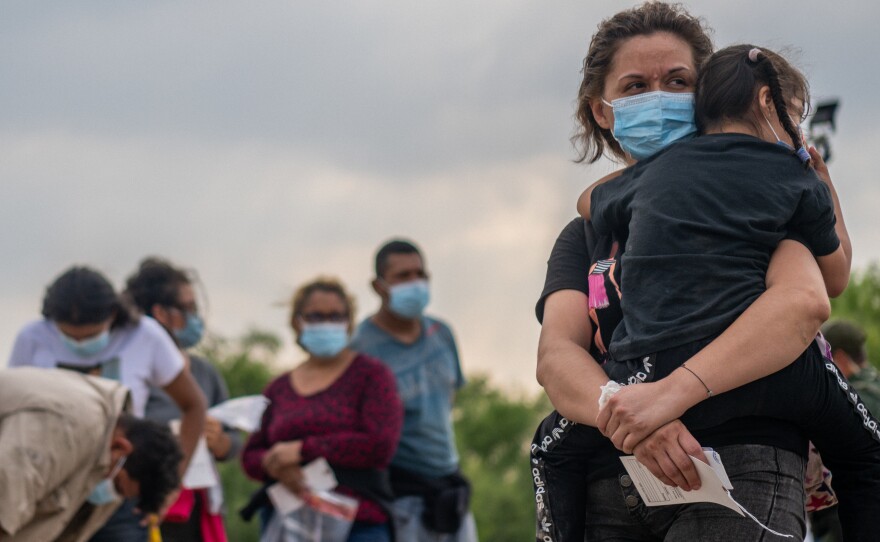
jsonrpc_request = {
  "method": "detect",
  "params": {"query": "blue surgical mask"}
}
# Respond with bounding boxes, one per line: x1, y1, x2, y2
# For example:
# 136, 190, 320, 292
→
87, 456, 126, 506
299, 322, 349, 358
387, 279, 430, 319
175, 313, 204, 349
61, 329, 111, 358
603, 91, 697, 160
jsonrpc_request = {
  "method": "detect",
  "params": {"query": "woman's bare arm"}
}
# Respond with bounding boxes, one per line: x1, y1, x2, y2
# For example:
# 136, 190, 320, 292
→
537, 288, 705, 489
536, 289, 606, 424
163, 369, 207, 475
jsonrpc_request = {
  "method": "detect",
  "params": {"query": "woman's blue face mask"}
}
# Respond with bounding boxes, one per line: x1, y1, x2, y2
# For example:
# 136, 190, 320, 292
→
299, 322, 349, 358
61, 329, 111, 358
174, 312, 204, 349
602, 91, 697, 161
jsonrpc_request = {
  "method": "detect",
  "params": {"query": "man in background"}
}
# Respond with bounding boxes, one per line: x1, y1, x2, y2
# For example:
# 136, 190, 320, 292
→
0, 367, 182, 542
823, 319, 880, 414
351, 239, 478, 541
810, 319, 878, 542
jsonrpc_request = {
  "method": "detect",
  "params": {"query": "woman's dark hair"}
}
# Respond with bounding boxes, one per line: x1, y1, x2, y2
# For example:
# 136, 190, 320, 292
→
41, 266, 134, 328
124, 257, 192, 315
695, 44, 810, 165
116, 414, 183, 514
289, 276, 356, 332
574, 2, 714, 163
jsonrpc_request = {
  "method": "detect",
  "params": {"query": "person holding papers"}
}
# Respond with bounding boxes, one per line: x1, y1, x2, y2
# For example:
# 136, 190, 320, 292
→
242, 277, 403, 542
126, 257, 240, 542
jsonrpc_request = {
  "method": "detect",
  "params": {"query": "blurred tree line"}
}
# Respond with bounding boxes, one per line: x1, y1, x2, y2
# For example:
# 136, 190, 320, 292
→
197, 329, 551, 542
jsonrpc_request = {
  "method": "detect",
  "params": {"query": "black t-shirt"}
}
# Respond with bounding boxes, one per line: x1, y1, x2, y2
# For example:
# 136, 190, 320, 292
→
536, 218, 590, 323
591, 133, 839, 361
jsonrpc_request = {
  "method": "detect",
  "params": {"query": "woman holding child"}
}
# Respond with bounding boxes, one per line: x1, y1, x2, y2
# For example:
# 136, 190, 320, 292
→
533, 3, 880, 541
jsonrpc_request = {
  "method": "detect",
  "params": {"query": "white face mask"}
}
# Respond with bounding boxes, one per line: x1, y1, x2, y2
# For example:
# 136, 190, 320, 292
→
87, 456, 126, 506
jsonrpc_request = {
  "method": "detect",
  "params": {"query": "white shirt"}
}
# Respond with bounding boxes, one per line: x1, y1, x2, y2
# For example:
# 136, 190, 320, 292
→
8, 317, 184, 416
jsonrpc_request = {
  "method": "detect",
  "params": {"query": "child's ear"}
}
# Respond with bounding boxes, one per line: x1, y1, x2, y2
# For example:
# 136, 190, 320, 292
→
757, 85, 774, 115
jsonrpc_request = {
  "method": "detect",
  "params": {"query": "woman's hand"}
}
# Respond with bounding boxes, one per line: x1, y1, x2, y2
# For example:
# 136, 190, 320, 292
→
204, 416, 231, 459
262, 440, 303, 479
632, 420, 704, 491
597, 380, 689, 453
276, 465, 307, 496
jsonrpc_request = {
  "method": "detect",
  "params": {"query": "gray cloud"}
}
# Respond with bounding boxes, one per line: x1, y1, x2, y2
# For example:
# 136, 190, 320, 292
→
2, 1, 878, 391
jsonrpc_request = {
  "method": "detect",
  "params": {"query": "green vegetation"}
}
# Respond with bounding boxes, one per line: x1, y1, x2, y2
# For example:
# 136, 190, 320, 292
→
199, 330, 277, 542
829, 264, 880, 366
200, 330, 551, 542
453, 377, 551, 541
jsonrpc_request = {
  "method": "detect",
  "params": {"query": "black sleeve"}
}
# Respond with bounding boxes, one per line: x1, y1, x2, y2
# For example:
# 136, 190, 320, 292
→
789, 179, 840, 257
535, 218, 593, 324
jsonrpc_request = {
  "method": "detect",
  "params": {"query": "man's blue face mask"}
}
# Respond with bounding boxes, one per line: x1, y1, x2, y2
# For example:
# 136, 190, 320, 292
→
602, 91, 697, 161
387, 279, 430, 319
87, 456, 126, 506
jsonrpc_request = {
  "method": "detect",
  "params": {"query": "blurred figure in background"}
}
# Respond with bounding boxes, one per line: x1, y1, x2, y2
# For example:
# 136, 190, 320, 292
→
350, 239, 478, 542
7, 265, 206, 542
810, 319, 878, 542
242, 276, 402, 542
0, 367, 181, 542
125, 257, 240, 542
822, 319, 879, 414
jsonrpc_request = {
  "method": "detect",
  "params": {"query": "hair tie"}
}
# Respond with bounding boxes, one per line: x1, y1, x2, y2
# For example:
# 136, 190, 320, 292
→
795, 146, 811, 164
748, 48, 762, 63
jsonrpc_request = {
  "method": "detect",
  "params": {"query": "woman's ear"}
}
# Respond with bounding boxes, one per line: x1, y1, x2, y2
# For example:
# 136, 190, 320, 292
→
150, 303, 171, 326
590, 98, 613, 131
291, 316, 303, 336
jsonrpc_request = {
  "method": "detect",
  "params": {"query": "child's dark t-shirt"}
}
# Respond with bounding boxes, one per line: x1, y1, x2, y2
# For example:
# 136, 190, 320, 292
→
591, 133, 839, 361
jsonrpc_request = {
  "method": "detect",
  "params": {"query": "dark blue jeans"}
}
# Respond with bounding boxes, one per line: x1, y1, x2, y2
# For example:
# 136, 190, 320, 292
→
88, 499, 147, 542
347, 521, 392, 542
584, 445, 805, 541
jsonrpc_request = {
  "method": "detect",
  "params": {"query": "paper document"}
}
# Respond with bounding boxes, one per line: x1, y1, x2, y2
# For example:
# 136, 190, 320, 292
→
619, 450, 743, 515
620, 449, 797, 538
267, 457, 339, 515
169, 420, 220, 489
207, 395, 270, 433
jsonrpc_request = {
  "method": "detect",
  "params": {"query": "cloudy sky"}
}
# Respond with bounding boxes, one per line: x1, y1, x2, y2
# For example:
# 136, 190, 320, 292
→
3, 1, 879, 393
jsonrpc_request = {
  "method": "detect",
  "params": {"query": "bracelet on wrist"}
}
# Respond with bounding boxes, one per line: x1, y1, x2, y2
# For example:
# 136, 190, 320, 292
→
681, 363, 713, 398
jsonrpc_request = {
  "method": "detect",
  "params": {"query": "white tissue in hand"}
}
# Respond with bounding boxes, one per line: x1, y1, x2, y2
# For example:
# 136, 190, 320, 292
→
598, 380, 622, 409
